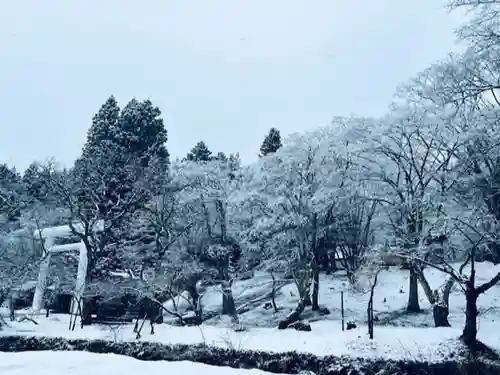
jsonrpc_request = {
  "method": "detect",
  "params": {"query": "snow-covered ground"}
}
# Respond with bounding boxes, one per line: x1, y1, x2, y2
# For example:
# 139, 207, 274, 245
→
0, 351, 284, 375
1, 262, 500, 362
176, 261, 500, 330
2, 313, 497, 361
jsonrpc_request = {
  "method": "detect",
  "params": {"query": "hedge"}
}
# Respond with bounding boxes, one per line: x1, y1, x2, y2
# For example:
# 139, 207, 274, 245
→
0, 335, 499, 375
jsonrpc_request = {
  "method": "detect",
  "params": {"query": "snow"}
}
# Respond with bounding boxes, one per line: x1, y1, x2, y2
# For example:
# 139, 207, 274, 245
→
163, 290, 193, 314
2, 262, 500, 362
0, 351, 282, 375
1, 314, 495, 362
168, 262, 500, 331
35, 221, 104, 239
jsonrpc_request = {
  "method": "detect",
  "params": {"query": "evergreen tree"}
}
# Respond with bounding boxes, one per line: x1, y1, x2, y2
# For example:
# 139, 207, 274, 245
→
71, 136, 135, 276
83, 95, 120, 156
79, 97, 170, 209
66, 96, 170, 277
227, 153, 241, 180
0, 164, 24, 225
82, 96, 169, 169
259, 127, 282, 156
186, 141, 213, 162
77, 96, 124, 219
215, 152, 228, 162
117, 98, 170, 195
118, 98, 169, 168
22, 162, 45, 202
22, 161, 56, 204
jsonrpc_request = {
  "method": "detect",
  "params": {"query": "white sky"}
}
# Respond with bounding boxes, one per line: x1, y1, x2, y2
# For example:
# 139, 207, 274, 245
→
0, 0, 465, 171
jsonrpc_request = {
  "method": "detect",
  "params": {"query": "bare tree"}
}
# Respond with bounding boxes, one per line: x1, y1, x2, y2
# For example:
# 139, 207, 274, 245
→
449, 0, 500, 56
277, 260, 312, 330
236, 126, 365, 330
406, 216, 500, 347
335, 194, 378, 284
392, 2, 500, 330
175, 159, 243, 322
0, 221, 49, 326
125, 176, 194, 280
361, 109, 460, 313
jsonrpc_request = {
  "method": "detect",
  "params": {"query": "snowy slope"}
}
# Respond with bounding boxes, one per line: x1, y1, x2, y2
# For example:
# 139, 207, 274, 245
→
181, 261, 500, 329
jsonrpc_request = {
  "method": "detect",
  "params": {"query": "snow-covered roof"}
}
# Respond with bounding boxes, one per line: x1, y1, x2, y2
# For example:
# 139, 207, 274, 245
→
34, 220, 104, 238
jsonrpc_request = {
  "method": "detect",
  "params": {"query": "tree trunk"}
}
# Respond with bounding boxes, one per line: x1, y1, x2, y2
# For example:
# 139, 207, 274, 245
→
433, 276, 454, 328
302, 274, 312, 306
303, 291, 312, 306
367, 272, 379, 339
270, 272, 278, 312
433, 304, 450, 327
8, 292, 15, 321
311, 266, 319, 311
81, 298, 93, 326
221, 280, 237, 317
187, 285, 203, 324
407, 266, 421, 313
415, 264, 451, 327
319, 246, 330, 273
310, 213, 319, 311
347, 270, 357, 285
461, 287, 479, 346
200, 194, 212, 237
415, 264, 433, 303
221, 292, 235, 315
278, 300, 305, 330
330, 249, 337, 272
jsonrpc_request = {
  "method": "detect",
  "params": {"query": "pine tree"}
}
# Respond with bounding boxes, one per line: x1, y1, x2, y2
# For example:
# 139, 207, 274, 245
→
259, 127, 282, 156
186, 141, 213, 162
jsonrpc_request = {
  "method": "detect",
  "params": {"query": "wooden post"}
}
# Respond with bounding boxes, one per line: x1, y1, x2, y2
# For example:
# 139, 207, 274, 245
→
68, 299, 73, 330
71, 298, 82, 331
341, 291, 345, 331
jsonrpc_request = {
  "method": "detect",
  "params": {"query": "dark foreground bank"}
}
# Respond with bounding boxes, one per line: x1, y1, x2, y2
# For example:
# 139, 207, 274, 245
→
0, 335, 498, 375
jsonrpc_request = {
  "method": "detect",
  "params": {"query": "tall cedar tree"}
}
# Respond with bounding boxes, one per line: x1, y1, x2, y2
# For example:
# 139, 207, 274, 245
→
260, 127, 282, 156
70, 96, 169, 277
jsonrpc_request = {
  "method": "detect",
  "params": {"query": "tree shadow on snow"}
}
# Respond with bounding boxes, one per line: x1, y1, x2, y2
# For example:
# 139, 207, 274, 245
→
374, 307, 432, 327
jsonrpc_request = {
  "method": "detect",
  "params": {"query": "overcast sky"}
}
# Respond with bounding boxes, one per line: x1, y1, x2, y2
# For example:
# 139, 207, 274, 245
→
0, 0, 465, 172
